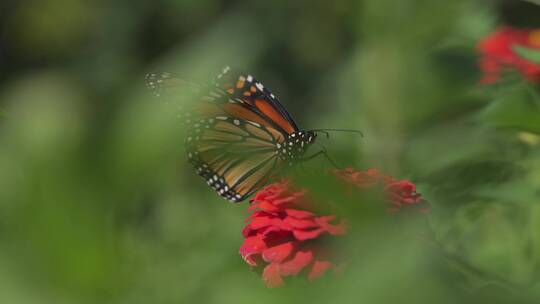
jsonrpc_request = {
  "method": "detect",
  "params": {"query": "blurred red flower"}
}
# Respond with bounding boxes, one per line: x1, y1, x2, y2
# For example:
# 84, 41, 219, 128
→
334, 168, 429, 213
239, 168, 428, 288
478, 26, 540, 84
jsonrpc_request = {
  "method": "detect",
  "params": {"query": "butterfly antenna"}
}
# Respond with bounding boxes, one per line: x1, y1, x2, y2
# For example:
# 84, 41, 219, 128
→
311, 128, 364, 138
315, 130, 330, 139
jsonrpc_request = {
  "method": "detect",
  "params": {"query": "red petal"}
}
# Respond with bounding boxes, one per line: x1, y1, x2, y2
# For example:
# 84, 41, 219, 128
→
249, 215, 277, 230
239, 235, 267, 266
251, 216, 294, 232
258, 201, 281, 213
260, 225, 282, 237
284, 209, 316, 219
263, 263, 284, 288
280, 250, 314, 276
283, 217, 319, 229
315, 217, 347, 235
242, 224, 254, 237
272, 195, 299, 206
308, 260, 333, 281
317, 215, 336, 222
293, 228, 325, 241
246, 210, 264, 221
248, 202, 260, 211
262, 242, 294, 263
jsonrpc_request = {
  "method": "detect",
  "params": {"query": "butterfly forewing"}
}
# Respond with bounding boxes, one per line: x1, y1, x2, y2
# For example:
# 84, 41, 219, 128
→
213, 67, 299, 134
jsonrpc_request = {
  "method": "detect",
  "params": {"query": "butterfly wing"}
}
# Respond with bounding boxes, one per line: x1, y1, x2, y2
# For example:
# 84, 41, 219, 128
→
146, 72, 199, 97
146, 68, 298, 202
186, 115, 284, 202
212, 67, 299, 135
146, 67, 299, 136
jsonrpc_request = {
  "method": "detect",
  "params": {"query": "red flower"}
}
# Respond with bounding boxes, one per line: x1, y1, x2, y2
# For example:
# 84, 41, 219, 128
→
478, 26, 540, 84
239, 168, 428, 288
334, 168, 429, 213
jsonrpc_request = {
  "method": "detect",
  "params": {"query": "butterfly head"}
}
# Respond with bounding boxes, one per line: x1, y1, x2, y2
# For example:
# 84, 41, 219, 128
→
279, 131, 317, 165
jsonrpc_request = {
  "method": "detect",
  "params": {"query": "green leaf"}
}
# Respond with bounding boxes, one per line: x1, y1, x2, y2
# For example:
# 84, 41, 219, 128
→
479, 85, 540, 133
513, 45, 540, 64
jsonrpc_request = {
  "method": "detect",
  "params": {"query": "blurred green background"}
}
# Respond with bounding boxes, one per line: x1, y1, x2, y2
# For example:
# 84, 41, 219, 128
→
2, 0, 540, 303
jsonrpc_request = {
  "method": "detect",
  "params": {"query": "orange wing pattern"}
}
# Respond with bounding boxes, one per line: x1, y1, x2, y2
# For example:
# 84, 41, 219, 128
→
185, 115, 283, 202
213, 67, 299, 135
147, 67, 314, 203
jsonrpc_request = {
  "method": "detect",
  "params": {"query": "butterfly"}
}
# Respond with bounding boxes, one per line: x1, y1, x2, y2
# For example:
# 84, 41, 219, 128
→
146, 67, 351, 202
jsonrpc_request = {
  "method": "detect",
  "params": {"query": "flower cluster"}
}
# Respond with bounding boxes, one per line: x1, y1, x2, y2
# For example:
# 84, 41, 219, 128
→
478, 26, 540, 84
334, 168, 429, 213
239, 168, 428, 288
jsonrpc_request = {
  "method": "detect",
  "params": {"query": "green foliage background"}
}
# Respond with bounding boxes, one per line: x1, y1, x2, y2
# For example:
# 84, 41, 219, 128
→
1, 0, 540, 303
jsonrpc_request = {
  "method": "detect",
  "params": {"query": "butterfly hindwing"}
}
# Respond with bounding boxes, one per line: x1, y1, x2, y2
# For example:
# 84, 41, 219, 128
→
185, 115, 282, 202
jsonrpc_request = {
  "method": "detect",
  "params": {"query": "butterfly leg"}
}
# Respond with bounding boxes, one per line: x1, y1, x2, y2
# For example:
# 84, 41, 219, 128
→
302, 148, 340, 169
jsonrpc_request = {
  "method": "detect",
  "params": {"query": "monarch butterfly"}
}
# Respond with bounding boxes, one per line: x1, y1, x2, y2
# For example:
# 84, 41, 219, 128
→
146, 67, 358, 202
